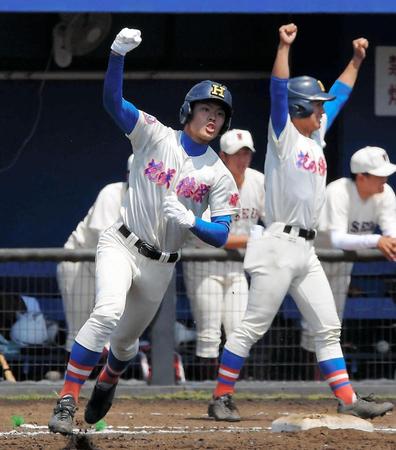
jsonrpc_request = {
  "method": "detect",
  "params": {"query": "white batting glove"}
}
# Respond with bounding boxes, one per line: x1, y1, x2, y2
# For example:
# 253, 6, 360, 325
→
111, 28, 142, 56
163, 193, 196, 229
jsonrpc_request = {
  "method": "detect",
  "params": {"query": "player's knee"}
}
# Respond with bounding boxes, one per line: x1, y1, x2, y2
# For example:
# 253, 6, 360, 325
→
111, 338, 139, 361
196, 339, 220, 358
89, 302, 123, 332
314, 325, 341, 346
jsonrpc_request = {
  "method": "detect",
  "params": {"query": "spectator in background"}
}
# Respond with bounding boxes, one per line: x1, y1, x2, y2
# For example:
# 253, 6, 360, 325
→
183, 129, 265, 379
57, 155, 133, 353
301, 146, 396, 353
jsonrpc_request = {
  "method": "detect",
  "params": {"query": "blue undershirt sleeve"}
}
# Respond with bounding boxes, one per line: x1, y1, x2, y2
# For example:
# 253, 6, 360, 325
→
270, 76, 289, 139
190, 215, 231, 248
324, 80, 352, 131
103, 53, 139, 134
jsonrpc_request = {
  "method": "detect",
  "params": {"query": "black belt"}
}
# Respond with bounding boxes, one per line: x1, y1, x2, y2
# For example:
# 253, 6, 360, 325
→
118, 225, 179, 263
283, 225, 316, 241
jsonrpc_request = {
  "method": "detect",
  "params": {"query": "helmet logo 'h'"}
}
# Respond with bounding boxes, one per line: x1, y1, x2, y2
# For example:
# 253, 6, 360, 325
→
317, 80, 325, 92
210, 84, 226, 98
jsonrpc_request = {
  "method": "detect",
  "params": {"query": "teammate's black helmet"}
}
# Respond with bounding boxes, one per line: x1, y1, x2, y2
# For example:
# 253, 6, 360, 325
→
288, 76, 336, 118
179, 80, 232, 135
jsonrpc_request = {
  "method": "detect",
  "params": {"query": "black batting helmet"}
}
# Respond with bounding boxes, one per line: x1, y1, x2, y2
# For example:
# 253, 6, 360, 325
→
179, 80, 232, 135
288, 76, 336, 118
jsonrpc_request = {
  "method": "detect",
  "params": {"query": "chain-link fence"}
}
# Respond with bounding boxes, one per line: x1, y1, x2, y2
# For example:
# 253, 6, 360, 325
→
0, 248, 395, 383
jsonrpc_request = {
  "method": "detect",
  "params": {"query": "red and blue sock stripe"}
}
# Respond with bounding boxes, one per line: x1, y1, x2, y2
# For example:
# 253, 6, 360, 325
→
214, 348, 245, 397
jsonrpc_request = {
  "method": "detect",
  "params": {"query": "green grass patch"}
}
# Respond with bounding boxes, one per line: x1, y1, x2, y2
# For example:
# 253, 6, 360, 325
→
1, 391, 395, 402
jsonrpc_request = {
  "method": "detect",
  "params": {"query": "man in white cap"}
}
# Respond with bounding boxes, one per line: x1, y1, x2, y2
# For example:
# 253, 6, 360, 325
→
301, 146, 396, 353
183, 129, 265, 379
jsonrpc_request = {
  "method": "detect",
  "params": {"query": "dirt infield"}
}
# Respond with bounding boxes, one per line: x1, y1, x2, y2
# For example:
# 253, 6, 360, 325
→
0, 397, 394, 450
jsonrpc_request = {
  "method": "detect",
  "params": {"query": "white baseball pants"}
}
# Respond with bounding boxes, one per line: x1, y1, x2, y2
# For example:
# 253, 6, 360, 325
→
183, 261, 248, 358
301, 261, 353, 352
75, 224, 175, 361
225, 223, 343, 363
57, 261, 96, 352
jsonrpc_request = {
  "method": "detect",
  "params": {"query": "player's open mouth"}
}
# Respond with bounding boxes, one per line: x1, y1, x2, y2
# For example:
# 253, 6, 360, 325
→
206, 123, 216, 133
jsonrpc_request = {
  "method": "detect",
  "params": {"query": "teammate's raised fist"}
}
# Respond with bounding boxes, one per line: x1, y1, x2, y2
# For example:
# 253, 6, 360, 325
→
352, 37, 369, 61
279, 23, 297, 46
111, 28, 142, 56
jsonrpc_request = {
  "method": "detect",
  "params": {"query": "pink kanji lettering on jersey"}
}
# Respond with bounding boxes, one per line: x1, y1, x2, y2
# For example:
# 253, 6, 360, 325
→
144, 159, 164, 181
157, 169, 177, 189
143, 112, 157, 124
296, 151, 326, 177
176, 177, 197, 198
318, 156, 327, 176
229, 193, 239, 207
193, 183, 210, 203
176, 177, 210, 203
144, 159, 176, 188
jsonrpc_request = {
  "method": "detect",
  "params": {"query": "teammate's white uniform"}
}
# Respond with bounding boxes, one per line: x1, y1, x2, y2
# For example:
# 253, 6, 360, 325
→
75, 111, 240, 359
183, 167, 265, 358
58, 182, 127, 352
227, 115, 343, 363
301, 178, 396, 351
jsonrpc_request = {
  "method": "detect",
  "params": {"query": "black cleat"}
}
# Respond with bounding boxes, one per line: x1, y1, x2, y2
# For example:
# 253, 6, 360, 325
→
338, 394, 394, 419
84, 383, 117, 424
208, 394, 241, 422
48, 396, 76, 435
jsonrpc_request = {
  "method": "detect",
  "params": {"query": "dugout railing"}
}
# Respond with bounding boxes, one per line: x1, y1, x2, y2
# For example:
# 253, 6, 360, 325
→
0, 248, 395, 383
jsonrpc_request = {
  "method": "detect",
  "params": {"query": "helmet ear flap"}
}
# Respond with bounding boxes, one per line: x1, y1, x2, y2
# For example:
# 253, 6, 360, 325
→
179, 101, 192, 125
289, 99, 314, 119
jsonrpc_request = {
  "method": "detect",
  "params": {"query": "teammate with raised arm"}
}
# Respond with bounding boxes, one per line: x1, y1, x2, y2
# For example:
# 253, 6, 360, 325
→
183, 129, 265, 379
302, 146, 396, 352
48, 28, 240, 435
208, 23, 393, 421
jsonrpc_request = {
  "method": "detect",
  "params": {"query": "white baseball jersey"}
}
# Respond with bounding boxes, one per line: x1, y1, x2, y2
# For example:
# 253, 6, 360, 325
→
319, 177, 396, 237
265, 115, 327, 229
186, 167, 265, 249
123, 110, 240, 252
65, 182, 127, 249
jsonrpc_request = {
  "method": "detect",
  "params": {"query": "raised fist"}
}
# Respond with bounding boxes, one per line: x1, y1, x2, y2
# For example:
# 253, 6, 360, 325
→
352, 37, 369, 61
111, 28, 142, 56
279, 23, 298, 46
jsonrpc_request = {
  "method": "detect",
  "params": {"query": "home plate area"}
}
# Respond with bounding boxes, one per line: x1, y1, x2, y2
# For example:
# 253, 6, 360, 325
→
0, 398, 394, 450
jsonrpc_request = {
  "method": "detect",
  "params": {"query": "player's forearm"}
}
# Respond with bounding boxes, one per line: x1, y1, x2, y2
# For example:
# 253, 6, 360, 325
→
270, 76, 289, 138
330, 230, 381, 250
103, 53, 138, 134
271, 43, 291, 80
190, 217, 231, 248
224, 234, 248, 249
324, 80, 352, 130
336, 56, 364, 88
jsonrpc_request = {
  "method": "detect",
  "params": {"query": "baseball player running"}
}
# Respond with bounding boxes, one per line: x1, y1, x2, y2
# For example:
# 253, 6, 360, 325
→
48, 28, 240, 435
183, 129, 265, 379
208, 23, 394, 422
301, 146, 396, 352
57, 155, 132, 354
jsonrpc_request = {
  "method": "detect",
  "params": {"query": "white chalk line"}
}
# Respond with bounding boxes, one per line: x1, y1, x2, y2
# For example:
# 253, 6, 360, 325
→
0, 424, 395, 437
0, 424, 268, 437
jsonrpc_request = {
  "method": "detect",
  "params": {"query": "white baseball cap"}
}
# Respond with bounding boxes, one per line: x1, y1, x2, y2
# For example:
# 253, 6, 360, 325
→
220, 129, 255, 155
350, 146, 396, 177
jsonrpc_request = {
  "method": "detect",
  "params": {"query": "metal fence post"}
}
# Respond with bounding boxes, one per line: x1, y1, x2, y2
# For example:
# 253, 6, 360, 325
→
150, 269, 176, 385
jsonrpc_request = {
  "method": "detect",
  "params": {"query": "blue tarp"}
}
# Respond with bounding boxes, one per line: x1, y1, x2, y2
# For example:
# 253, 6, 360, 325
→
1, 0, 396, 13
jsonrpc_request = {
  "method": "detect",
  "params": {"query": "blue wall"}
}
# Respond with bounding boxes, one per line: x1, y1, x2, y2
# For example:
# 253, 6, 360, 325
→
1, 13, 396, 248
0, 79, 268, 247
